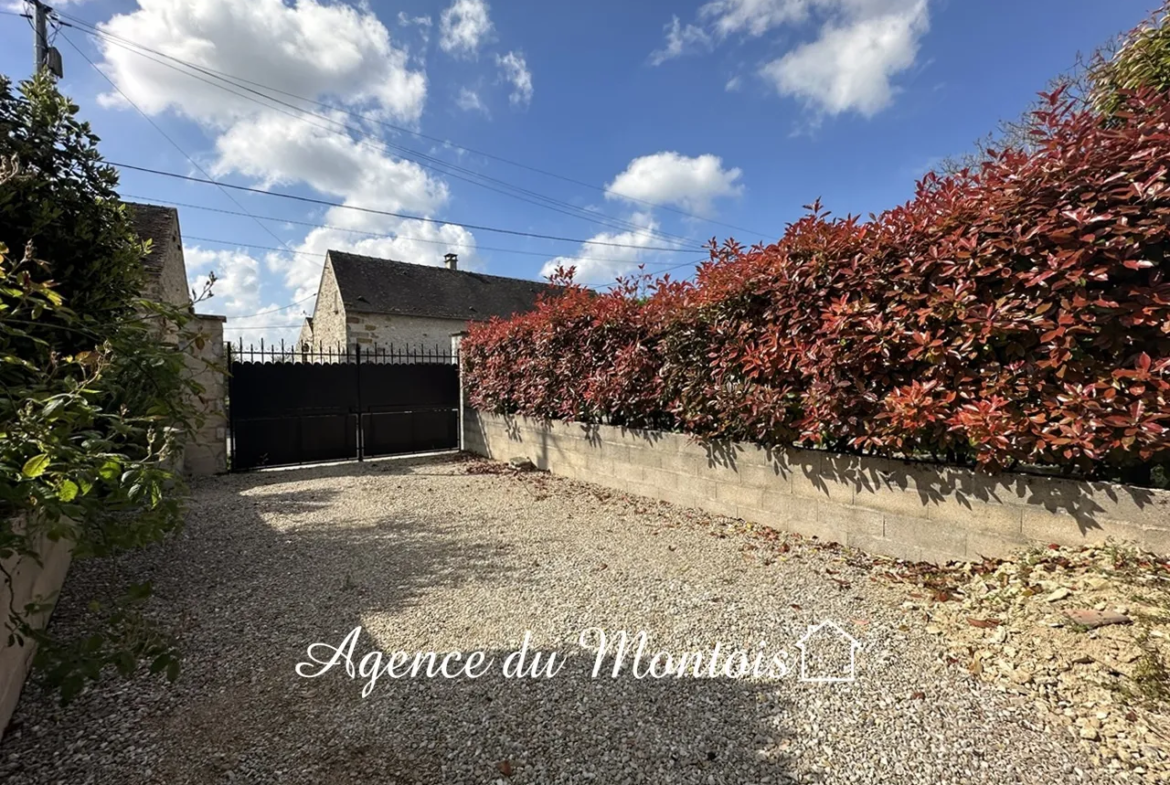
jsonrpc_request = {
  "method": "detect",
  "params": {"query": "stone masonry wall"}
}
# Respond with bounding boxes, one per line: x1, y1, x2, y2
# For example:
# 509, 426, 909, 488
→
307, 261, 348, 352
346, 312, 467, 355
297, 319, 314, 352
184, 315, 227, 475
464, 411, 1170, 563
307, 258, 465, 356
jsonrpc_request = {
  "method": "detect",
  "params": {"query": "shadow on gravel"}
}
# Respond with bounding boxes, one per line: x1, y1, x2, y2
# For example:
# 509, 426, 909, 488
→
3, 457, 798, 785
267, 647, 797, 785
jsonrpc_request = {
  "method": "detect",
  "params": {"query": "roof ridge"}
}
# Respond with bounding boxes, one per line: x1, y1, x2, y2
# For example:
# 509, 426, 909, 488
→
326, 248, 559, 322
326, 249, 554, 287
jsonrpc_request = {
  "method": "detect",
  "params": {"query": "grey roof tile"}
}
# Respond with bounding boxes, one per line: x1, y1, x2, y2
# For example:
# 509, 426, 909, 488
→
328, 250, 559, 321
125, 202, 179, 270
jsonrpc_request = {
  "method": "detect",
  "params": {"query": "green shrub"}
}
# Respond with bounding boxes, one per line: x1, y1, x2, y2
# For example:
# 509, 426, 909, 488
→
1, 74, 204, 701
1091, 4, 1170, 119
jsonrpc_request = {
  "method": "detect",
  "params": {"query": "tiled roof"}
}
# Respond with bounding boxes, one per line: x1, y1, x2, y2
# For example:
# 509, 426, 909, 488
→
125, 202, 179, 269
328, 250, 559, 321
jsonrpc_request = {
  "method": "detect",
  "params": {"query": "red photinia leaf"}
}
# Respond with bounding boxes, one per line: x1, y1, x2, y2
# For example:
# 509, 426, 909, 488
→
462, 88, 1170, 477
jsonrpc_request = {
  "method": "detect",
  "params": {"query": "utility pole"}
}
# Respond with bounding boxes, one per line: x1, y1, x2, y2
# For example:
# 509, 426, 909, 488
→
32, 0, 48, 72
29, 1, 62, 78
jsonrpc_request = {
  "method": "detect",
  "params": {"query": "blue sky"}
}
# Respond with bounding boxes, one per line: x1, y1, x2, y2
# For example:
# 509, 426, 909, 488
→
0, 0, 1157, 345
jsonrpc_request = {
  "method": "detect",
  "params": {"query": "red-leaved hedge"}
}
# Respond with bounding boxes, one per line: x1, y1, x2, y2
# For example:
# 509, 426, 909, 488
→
462, 91, 1170, 481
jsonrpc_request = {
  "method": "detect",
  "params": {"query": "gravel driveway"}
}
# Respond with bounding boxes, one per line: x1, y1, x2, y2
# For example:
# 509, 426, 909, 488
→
1, 455, 1117, 784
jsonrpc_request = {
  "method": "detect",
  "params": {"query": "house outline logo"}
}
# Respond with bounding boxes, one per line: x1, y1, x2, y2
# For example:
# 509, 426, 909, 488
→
795, 620, 861, 683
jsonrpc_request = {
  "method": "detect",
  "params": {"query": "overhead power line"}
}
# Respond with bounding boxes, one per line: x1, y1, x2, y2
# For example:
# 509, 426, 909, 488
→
221, 254, 707, 329
211, 253, 706, 331
108, 162, 702, 252
60, 17, 706, 249
183, 235, 321, 258
137, 197, 703, 266
184, 233, 703, 320
58, 10, 766, 239
230, 296, 316, 319
60, 33, 302, 261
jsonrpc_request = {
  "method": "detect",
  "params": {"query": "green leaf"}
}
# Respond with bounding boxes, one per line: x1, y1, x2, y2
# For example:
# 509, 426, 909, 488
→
97, 459, 120, 481
58, 479, 79, 502
43, 397, 66, 419
22, 453, 50, 478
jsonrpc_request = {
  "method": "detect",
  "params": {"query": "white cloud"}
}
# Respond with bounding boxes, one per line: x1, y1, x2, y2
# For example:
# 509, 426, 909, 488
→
540, 152, 717, 282
700, 0, 811, 37
605, 152, 743, 215
398, 12, 432, 28
266, 219, 479, 327
186, 245, 307, 347
187, 247, 262, 315
210, 112, 449, 216
97, 0, 427, 125
99, 0, 485, 345
495, 51, 533, 107
3, 0, 86, 8
539, 213, 667, 284
439, 0, 494, 58
210, 115, 467, 304
397, 11, 433, 48
655, 0, 932, 118
649, 16, 712, 65
725, 75, 743, 91
760, 0, 928, 116
455, 87, 489, 115
287, 220, 479, 293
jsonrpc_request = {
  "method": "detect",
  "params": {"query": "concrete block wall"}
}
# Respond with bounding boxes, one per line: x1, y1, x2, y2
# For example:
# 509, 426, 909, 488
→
464, 412, 1170, 562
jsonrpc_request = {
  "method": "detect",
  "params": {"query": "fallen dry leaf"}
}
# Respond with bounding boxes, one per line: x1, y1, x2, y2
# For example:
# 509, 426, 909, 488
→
966, 617, 1002, 629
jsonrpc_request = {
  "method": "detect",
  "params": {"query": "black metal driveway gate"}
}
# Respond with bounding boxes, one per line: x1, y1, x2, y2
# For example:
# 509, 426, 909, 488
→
227, 343, 459, 471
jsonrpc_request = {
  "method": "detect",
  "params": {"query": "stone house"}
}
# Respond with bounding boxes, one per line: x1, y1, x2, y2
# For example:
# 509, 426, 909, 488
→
299, 250, 559, 356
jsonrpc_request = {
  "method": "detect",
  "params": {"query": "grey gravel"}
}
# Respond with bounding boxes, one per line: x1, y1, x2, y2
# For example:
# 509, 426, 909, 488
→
0, 455, 1118, 784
